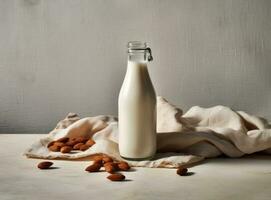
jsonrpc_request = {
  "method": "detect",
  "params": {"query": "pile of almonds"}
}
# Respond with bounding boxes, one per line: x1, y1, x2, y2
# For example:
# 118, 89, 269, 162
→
47, 136, 95, 153
44, 136, 130, 181
85, 155, 130, 181
37, 155, 130, 181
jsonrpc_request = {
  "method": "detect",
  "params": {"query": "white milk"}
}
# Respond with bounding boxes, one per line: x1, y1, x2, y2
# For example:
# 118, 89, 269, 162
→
118, 60, 157, 160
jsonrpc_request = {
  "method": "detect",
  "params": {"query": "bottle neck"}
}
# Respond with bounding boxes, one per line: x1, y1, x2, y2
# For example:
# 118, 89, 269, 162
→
127, 41, 153, 63
128, 52, 148, 63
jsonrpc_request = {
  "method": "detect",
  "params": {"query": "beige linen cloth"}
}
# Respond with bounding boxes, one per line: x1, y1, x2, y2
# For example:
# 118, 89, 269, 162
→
25, 96, 271, 168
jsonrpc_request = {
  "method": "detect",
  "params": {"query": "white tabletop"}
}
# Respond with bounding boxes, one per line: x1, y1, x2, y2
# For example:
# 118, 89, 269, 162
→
0, 134, 270, 200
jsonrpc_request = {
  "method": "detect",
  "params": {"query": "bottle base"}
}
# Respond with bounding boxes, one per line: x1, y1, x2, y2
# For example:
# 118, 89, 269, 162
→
120, 155, 154, 161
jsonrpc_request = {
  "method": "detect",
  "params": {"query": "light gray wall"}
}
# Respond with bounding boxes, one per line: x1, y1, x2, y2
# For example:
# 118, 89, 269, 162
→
1, 0, 271, 133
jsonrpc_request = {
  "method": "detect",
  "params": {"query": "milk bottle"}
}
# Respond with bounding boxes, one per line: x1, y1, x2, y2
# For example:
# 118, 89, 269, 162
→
118, 41, 156, 160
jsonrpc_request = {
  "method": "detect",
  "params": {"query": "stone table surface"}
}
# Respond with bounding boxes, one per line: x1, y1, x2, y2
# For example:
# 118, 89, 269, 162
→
0, 134, 270, 200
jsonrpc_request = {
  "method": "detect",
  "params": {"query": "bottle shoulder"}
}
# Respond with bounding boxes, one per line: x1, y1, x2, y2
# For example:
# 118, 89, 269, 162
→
119, 62, 156, 100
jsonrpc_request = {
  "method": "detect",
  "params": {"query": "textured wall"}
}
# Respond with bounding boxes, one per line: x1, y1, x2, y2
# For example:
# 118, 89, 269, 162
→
0, 0, 271, 133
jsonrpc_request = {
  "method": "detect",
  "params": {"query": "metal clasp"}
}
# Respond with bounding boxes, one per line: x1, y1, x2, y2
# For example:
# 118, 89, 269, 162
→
146, 47, 153, 62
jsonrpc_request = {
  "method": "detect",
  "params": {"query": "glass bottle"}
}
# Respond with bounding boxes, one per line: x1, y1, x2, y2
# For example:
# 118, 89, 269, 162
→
118, 41, 156, 160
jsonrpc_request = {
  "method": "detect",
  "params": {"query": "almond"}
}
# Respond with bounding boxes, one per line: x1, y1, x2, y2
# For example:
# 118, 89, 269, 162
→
103, 162, 118, 168
65, 140, 77, 146
118, 161, 130, 171
104, 163, 117, 173
102, 156, 113, 163
37, 161, 53, 169
49, 145, 61, 152
56, 137, 69, 143
60, 146, 72, 153
93, 160, 103, 165
93, 155, 104, 162
107, 173, 125, 181
74, 136, 89, 143
73, 142, 84, 150
176, 167, 188, 176
79, 144, 90, 151
85, 163, 102, 172
53, 142, 65, 148
47, 141, 55, 148
85, 139, 95, 147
